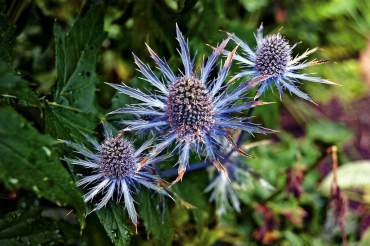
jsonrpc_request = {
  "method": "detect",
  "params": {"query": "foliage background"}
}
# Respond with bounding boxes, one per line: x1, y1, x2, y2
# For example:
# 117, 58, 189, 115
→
1, 0, 370, 245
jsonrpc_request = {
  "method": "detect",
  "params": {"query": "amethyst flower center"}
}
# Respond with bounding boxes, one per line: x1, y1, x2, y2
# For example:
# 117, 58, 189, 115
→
99, 137, 137, 179
167, 76, 214, 142
255, 34, 291, 77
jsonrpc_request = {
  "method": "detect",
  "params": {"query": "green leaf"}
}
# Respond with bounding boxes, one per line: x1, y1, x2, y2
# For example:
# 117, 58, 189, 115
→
44, 104, 97, 141
96, 204, 132, 246
0, 106, 85, 222
45, 4, 106, 141
0, 60, 39, 106
0, 14, 15, 63
307, 120, 353, 145
319, 160, 370, 201
138, 190, 173, 245
0, 15, 38, 107
174, 171, 210, 231
0, 208, 73, 246
53, 4, 105, 113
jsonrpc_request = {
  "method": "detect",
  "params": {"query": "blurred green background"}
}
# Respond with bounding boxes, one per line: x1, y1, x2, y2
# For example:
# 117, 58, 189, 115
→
1, 0, 370, 245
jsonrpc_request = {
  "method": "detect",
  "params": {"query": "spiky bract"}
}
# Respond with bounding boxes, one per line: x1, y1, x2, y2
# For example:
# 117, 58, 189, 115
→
227, 24, 336, 102
108, 25, 270, 183
65, 129, 168, 225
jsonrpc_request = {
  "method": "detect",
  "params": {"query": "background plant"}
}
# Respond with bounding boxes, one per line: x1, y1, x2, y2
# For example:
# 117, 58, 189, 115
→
1, 0, 370, 245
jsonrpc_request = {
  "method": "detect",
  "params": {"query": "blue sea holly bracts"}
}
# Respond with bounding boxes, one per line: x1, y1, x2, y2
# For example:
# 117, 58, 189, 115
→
108, 25, 271, 183
64, 131, 168, 225
226, 24, 337, 102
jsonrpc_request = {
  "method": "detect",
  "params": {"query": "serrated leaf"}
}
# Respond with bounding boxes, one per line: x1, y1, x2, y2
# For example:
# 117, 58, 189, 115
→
46, 4, 106, 141
0, 60, 39, 105
0, 106, 85, 222
0, 208, 69, 246
96, 204, 132, 246
138, 190, 173, 245
319, 160, 370, 203
0, 14, 15, 63
174, 171, 210, 230
53, 4, 105, 113
44, 104, 97, 142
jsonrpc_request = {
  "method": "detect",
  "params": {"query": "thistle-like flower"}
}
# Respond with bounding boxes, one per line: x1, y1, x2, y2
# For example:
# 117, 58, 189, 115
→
226, 24, 337, 101
108, 25, 270, 183
65, 129, 168, 225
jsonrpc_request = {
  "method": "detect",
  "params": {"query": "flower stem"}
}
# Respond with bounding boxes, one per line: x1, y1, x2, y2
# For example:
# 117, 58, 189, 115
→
159, 161, 211, 178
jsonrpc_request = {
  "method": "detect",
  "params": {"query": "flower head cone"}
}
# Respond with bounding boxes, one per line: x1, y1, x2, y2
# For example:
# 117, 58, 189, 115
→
226, 24, 337, 102
64, 129, 168, 225
108, 24, 271, 183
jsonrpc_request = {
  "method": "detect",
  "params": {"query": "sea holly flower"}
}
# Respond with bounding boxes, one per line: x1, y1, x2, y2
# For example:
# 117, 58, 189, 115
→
226, 24, 337, 102
108, 24, 271, 183
64, 129, 168, 226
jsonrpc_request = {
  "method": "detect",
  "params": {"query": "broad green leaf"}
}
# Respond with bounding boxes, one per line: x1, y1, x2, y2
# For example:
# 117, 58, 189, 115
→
96, 204, 132, 246
138, 190, 173, 245
0, 106, 85, 222
0, 14, 15, 63
0, 208, 74, 246
319, 160, 370, 202
0, 14, 38, 106
0, 60, 39, 106
44, 104, 97, 141
175, 171, 210, 231
53, 4, 105, 113
307, 120, 353, 145
46, 4, 105, 141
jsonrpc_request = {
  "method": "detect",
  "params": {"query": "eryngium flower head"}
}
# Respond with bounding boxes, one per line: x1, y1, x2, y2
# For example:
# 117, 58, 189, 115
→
255, 34, 290, 77
65, 130, 168, 225
108, 24, 271, 183
226, 24, 337, 102
167, 76, 215, 141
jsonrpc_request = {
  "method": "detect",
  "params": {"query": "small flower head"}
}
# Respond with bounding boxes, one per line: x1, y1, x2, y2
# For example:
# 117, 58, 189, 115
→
99, 137, 136, 178
108, 24, 271, 183
65, 130, 168, 225
255, 34, 290, 77
227, 24, 337, 102
167, 76, 214, 142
